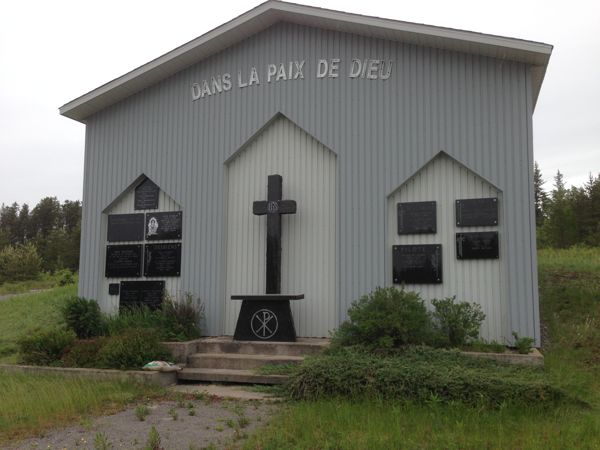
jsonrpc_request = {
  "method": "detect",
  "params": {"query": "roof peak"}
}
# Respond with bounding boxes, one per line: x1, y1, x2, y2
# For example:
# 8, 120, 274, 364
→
59, 0, 552, 122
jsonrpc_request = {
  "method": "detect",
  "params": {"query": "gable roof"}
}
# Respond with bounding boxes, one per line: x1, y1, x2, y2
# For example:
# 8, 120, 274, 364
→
59, 0, 552, 123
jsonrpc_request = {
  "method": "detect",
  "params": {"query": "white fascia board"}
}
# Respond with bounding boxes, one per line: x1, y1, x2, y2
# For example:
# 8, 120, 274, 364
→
59, 0, 552, 122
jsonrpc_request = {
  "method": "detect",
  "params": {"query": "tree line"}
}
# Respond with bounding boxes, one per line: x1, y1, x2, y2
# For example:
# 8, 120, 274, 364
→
0, 197, 81, 282
535, 163, 600, 248
0, 164, 598, 282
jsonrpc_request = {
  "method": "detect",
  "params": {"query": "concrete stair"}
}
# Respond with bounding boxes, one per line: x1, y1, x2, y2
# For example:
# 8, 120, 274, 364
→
177, 336, 328, 385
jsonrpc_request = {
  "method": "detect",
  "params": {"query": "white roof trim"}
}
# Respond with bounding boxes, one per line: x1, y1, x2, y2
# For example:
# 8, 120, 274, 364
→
59, 0, 552, 122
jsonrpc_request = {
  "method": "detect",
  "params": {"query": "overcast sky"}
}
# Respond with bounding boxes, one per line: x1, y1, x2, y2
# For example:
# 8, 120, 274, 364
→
0, 0, 598, 207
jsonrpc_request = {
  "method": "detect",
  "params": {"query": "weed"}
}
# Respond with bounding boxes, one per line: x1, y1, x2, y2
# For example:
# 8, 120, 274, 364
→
186, 401, 194, 409
188, 408, 196, 416
175, 392, 185, 408
193, 392, 207, 402
93, 432, 112, 450
464, 339, 506, 353
144, 426, 162, 450
512, 332, 535, 354
135, 404, 150, 421
238, 416, 250, 428
256, 363, 298, 375
168, 407, 178, 421
225, 418, 236, 428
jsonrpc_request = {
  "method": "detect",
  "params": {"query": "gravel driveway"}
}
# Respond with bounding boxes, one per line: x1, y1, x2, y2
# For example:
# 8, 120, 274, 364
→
8, 395, 278, 449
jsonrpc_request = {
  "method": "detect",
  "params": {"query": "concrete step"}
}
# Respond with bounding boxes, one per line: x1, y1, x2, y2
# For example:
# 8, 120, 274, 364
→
187, 352, 304, 370
196, 336, 329, 357
177, 368, 288, 385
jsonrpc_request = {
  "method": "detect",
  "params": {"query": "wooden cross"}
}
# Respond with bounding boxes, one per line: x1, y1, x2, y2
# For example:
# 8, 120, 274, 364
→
253, 174, 297, 294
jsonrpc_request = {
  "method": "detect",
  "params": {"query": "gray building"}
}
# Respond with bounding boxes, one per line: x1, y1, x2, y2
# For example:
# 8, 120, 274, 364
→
60, 1, 552, 344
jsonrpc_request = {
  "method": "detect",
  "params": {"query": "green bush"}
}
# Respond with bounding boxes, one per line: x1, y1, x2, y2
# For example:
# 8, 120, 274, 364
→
431, 296, 486, 346
331, 287, 432, 349
97, 328, 171, 370
105, 293, 203, 342
55, 269, 75, 286
287, 347, 566, 407
62, 296, 106, 339
0, 243, 42, 283
61, 338, 106, 368
17, 327, 76, 365
160, 292, 203, 341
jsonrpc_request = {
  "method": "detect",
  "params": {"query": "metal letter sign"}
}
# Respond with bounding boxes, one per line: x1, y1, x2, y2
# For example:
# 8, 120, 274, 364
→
251, 309, 279, 339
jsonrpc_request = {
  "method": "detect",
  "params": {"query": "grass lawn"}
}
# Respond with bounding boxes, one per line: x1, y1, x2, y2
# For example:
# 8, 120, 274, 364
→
0, 273, 72, 296
0, 371, 164, 444
245, 247, 600, 449
0, 284, 76, 363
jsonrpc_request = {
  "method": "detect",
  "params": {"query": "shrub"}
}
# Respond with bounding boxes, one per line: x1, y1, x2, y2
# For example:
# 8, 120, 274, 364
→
331, 287, 432, 349
61, 338, 106, 368
104, 306, 162, 337
18, 327, 76, 365
62, 296, 106, 339
431, 296, 486, 346
105, 292, 203, 342
97, 328, 172, 370
0, 243, 42, 283
160, 292, 203, 341
512, 332, 535, 354
55, 269, 75, 286
287, 347, 567, 407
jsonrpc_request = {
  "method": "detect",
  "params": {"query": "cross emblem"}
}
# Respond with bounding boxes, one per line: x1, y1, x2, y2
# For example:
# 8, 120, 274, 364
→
253, 174, 297, 294
251, 308, 279, 339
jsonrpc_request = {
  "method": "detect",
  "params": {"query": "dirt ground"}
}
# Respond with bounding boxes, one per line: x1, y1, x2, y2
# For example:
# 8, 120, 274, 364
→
8, 396, 279, 450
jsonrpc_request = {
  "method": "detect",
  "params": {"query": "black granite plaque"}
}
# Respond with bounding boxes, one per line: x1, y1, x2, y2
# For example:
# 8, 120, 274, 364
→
397, 201, 437, 235
108, 283, 120, 295
145, 211, 183, 240
393, 244, 442, 284
134, 178, 159, 210
456, 232, 499, 259
105, 244, 142, 277
144, 243, 181, 277
119, 280, 165, 311
107, 213, 145, 242
455, 197, 498, 227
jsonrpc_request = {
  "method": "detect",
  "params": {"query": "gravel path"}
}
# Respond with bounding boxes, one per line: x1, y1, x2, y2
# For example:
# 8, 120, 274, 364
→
8, 396, 278, 449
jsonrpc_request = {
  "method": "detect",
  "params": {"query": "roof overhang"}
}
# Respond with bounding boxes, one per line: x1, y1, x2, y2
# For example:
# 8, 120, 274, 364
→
59, 0, 552, 123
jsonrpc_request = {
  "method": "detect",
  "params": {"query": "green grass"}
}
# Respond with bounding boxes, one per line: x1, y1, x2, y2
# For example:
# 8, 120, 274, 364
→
0, 370, 163, 443
245, 400, 600, 450
0, 284, 76, 363
0, 272, 75, 296
245, 247, 600, 449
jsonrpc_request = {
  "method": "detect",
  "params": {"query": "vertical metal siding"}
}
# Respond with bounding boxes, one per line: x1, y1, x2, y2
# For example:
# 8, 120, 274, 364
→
387, 153, 507, 342
78, 22, 539, 341
224, 116, 337, 337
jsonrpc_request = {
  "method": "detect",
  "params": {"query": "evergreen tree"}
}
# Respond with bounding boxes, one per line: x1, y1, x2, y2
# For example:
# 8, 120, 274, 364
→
542, 171, 578, 248
18, 203, 30, 243
533, 162, 548, 227
30, 197, 61, 238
